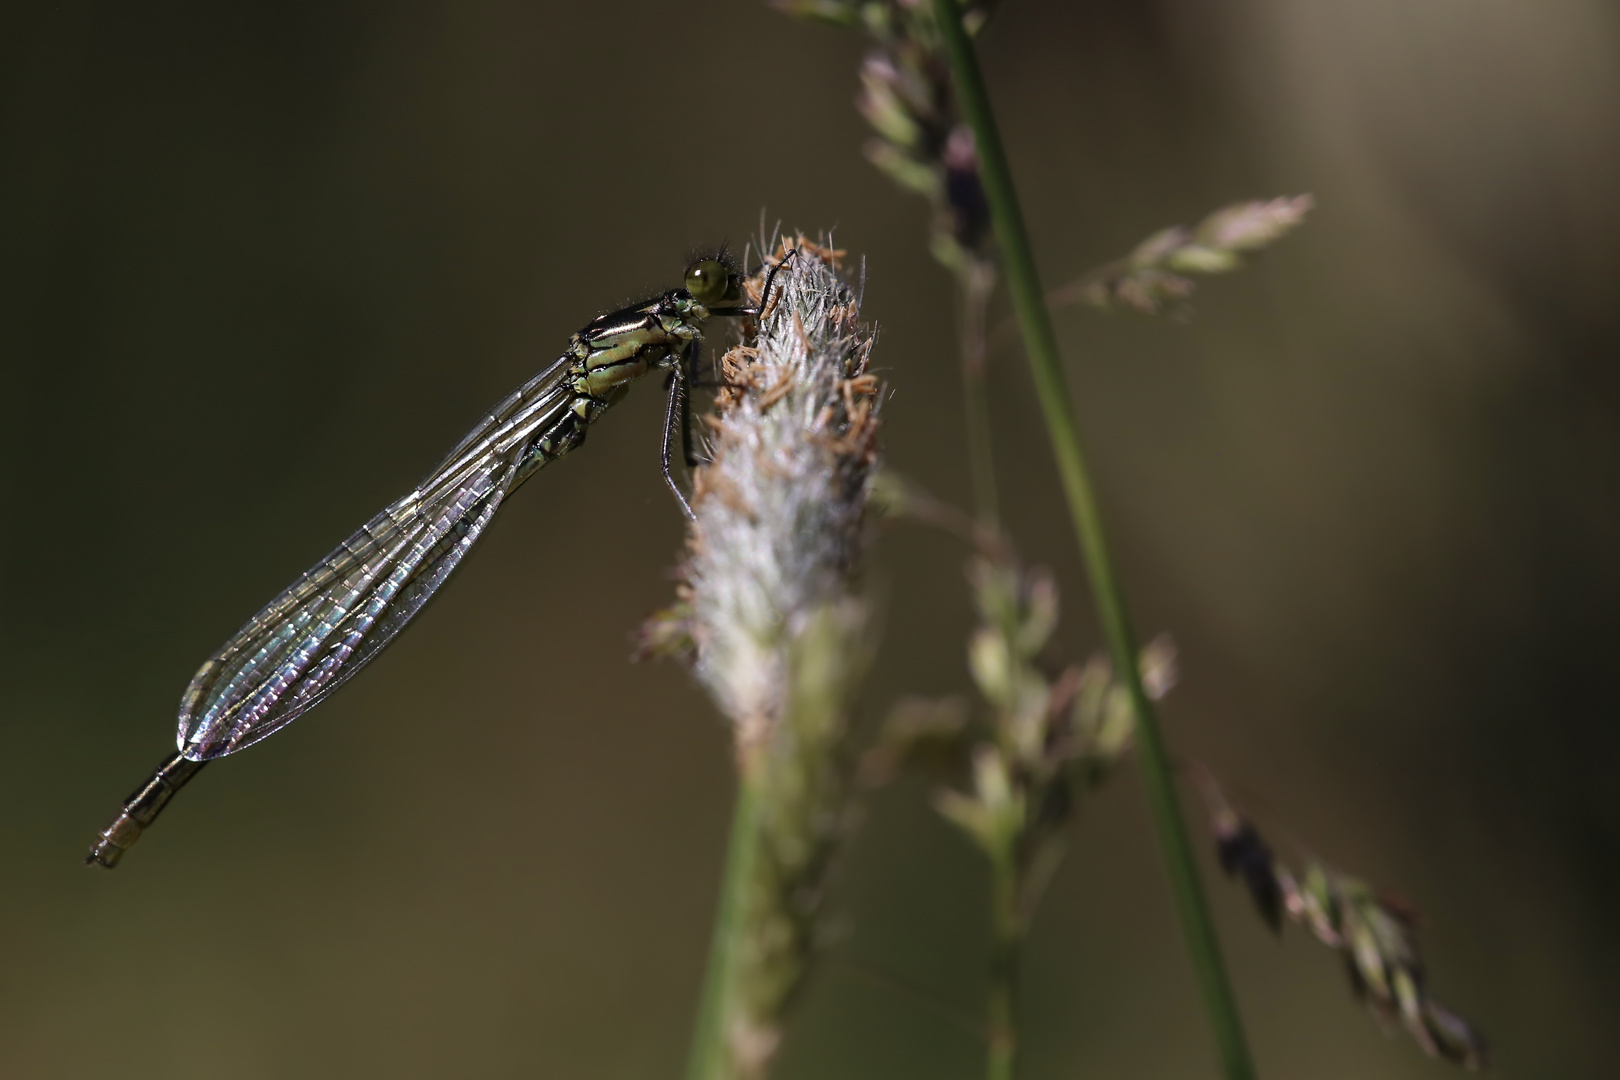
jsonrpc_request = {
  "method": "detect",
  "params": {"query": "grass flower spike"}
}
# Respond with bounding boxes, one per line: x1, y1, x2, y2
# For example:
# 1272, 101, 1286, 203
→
644, 239, 881, 1080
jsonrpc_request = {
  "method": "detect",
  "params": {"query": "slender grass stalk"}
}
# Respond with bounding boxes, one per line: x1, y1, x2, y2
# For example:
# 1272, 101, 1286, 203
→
986, 845, 1019, 1080
686, 778, 763, 1080
957, 264, 1000, 527
930, 3, 1258, 1077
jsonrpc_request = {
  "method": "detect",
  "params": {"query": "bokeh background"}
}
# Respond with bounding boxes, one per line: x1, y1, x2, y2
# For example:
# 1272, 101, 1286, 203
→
3, 1, 1618, 1076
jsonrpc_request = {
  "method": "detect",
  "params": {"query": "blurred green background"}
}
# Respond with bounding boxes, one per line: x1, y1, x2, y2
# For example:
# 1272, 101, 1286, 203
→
3, 1, 1617, 1076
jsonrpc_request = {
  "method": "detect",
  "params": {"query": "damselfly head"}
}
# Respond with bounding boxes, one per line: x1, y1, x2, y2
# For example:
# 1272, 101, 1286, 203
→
683, 247, 743, 307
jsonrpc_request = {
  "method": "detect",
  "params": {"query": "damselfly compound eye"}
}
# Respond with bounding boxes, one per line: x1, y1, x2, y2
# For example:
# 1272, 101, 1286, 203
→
684, 258, 731, 305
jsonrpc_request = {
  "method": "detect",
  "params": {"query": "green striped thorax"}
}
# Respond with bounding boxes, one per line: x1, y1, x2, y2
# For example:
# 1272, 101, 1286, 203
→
525, 256, 747, 465
564, 257, 742, 405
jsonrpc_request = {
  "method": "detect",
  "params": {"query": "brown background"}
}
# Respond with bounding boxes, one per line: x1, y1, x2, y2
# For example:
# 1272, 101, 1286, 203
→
2, 1, 1617, 1076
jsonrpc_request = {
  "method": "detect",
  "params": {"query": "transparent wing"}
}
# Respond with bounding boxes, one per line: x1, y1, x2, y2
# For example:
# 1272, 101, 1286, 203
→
177, 358, 575, 760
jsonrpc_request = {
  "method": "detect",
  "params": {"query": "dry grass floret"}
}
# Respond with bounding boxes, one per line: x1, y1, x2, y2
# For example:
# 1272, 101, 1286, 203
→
684, 239, 880, 759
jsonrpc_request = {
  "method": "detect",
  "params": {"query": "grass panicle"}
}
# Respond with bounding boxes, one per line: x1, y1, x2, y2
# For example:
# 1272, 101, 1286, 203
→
1056, 196, 1315, 316
1194, 770, 1488, 1071
772, 0, 998, 275
863, 529, 1175, 1080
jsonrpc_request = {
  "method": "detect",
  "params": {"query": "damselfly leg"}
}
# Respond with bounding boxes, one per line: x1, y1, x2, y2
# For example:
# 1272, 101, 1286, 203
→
661, 352, 697, 521
659, 248, 799, 519
678, 349, 701, 470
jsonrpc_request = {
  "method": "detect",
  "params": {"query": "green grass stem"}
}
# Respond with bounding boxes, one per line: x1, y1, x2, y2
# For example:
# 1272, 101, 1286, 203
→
957, 267, 1001, 528
685, 776, 762, 1080
987, 847, 1019, 1080
931, 3, 1258, 1077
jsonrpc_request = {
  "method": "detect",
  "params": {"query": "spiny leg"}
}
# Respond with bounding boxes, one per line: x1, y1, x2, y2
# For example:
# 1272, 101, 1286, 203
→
661, 360, 696, 521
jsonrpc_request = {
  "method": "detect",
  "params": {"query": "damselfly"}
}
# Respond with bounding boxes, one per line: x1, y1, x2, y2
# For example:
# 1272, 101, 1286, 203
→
85, 250, 795, 868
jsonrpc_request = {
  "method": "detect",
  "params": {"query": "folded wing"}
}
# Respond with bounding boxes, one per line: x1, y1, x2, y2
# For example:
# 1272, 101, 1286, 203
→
178, 362, 574, 760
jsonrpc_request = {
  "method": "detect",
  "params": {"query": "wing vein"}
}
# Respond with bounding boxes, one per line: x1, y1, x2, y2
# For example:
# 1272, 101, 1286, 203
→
177, 364, 573, 759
